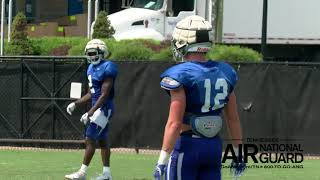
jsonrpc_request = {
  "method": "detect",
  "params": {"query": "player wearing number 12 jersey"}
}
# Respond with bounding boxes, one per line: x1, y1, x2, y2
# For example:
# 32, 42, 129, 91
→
153, 16, 245, 180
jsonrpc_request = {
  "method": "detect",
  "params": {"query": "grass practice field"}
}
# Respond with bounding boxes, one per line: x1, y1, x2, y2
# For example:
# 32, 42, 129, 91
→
0, 149, 320, 180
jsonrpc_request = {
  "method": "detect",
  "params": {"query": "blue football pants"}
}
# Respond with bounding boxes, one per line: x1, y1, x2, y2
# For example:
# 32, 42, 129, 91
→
165, 135, 222, 180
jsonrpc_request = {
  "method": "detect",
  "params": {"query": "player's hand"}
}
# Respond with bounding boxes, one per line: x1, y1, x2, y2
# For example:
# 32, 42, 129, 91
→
153, 164, 166, 180
66, 102, 76, 115
230, 157, 246, 179
80, 113, 89, 125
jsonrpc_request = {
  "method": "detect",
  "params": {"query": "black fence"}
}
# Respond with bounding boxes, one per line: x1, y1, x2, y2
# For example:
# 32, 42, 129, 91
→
0, 57, 320, 154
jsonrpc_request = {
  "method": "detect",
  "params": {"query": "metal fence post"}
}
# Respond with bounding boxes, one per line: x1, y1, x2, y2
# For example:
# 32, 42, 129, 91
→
0, 0, 5, 55
95, 0, 99, 20
87, 0, 92, 39
52, 58, 56, 139
20, 57, 24, 138
8, 0, 13, 42
261, 0, 268, 60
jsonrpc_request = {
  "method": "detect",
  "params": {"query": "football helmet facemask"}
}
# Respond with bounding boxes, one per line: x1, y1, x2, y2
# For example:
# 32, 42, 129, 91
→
171, 15, 213, 61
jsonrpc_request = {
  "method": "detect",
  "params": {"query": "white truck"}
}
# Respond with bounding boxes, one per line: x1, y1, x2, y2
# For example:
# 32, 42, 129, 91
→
107, 0, 213, 41
107, 0, 320, 61
221, 0, 320, 61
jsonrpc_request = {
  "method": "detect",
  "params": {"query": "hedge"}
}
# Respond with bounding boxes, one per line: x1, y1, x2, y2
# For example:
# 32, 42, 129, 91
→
207, 45, 262, 62
31, 37, 87, 56
3, 37, 262, 62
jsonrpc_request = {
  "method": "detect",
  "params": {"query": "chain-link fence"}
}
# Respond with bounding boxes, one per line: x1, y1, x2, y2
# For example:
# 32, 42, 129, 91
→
1, 58, 320, 155
0, 57, 88, 149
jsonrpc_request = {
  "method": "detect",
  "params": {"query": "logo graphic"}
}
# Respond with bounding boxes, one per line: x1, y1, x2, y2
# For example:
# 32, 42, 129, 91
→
222, 138, 304, 169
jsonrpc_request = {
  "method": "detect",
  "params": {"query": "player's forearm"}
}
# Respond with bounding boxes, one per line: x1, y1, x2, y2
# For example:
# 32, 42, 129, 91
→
161, 121, 182, 152
88, 78, 113, 115
75, 92, 91, 105
88, 94, 108, 114
224, 92, 243, 147
157, 88, 185, 165
158, 103, 183, 165
161, 99, 185, 153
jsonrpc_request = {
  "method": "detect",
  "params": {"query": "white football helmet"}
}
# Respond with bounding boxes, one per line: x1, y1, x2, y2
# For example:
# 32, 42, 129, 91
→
171, 15, 213, 61
84, 39, 109, 65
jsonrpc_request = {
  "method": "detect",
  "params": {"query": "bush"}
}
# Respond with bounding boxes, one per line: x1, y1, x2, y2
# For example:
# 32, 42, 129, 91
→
4, 35, 176, 61
151, 47, 173, 61
68, 43, 86, 56
32, 37, 86, 56
66, 38, 89, 56
206, 45, 262, 62
5, 43, 27, 55
142, 39, 171, 53
51, 45, 72, 56
7, 12, 34, 55
5, 40, 38, 55
31, 37, 67, 55
111, 41, 153, 60
92, 11, 115, 39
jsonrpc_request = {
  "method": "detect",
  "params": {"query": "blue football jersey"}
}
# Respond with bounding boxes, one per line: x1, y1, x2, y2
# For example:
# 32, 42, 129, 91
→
160, 61, 237, 120
87, 60, 118, 116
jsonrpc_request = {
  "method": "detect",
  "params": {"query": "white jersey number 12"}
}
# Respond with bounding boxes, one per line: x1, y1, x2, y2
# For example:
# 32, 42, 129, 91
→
201, 78, 228, 113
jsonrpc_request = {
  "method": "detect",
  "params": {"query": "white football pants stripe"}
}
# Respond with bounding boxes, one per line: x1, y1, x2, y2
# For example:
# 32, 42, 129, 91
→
177, 153, 184, 180
166, 155, 172, 180
166, 152, 184, 180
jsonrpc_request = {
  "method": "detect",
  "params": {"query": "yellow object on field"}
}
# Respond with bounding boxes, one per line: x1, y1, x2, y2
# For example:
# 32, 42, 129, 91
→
31, 26, 35, 32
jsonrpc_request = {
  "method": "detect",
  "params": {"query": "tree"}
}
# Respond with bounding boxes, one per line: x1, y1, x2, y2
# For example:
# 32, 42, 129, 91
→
6, 12, 34, 55
92, 11, 115, 39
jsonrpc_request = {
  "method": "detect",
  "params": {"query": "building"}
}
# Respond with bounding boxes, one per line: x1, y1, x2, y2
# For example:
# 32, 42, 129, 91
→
7, 0, 121, 23
0, 0, 122, 37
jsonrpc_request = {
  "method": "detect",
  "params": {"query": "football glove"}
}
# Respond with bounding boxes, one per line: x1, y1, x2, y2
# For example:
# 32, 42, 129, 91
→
66, 102, 76, 115
230, 157, 246, 179
153, 164, 166, 180
80, 113, 90, 125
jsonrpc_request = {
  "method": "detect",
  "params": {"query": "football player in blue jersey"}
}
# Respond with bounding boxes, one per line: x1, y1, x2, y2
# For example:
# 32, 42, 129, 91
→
65, 39, 118, 180
153, 16, 246, 180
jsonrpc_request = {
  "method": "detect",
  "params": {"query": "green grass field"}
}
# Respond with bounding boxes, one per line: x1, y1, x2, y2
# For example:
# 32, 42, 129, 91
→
0, 149, 320, 180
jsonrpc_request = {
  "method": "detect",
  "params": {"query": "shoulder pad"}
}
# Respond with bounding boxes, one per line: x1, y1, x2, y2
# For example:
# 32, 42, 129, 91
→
160, 77, 181, 90
218, 62, 238, 87
103, 61, 118, 78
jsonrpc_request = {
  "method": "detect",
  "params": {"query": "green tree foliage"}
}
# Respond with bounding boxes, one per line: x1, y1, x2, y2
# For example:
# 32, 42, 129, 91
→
6, 12, 35, 55
92, 11, 115, 39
